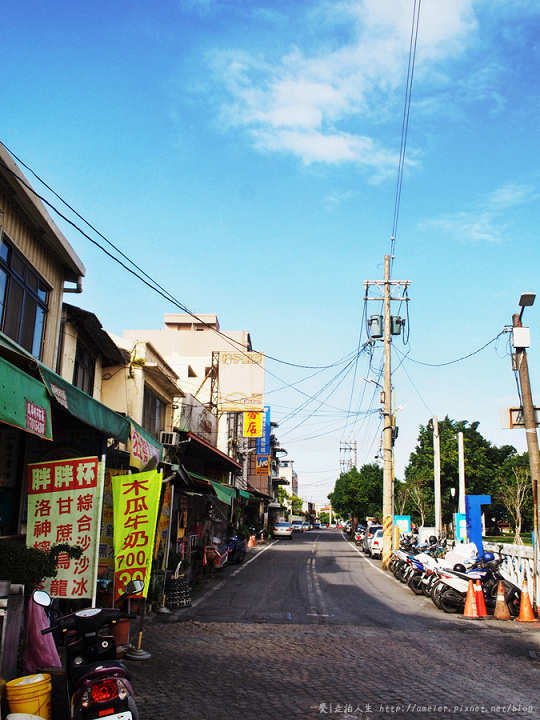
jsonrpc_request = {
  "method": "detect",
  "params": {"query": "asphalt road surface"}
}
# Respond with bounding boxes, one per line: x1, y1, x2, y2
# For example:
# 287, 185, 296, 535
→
60, 529, 540, 720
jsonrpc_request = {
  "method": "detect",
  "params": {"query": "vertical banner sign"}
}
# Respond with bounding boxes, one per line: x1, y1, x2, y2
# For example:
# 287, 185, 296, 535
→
256, 406, 270, 455
99, 469, 128, 576
129, 423, 162, 472
27, 457, 104, 599
243, 411, 262, 438
112, 470, 162, 600
154, 482, 174, 571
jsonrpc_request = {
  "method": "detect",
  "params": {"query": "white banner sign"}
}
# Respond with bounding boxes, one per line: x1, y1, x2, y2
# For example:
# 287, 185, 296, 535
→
217, 352, 265, 412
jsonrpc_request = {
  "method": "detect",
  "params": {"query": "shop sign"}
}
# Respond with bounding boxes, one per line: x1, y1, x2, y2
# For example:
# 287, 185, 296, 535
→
217, 351, 265, 412
255, 455, 269, 475
154, 482, 174, 571
256, 406, 270, 454
27, 456, 104, 599
243, 411, 262, 437
112, 469, 162, 600
129, 423, 161, 471
26, 400, 48, 437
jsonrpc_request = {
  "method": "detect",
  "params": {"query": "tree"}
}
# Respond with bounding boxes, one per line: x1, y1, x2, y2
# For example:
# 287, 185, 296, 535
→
291, 495, 303, 515
403, 416, 517, 527
328, 463, 383, 525
496, 466, 532, 544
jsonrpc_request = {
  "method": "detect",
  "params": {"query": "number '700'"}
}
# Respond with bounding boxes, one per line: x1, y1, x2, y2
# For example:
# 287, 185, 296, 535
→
116, 551, 147, 569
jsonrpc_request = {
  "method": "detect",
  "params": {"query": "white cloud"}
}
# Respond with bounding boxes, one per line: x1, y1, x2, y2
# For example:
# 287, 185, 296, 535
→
419, 182, 538, 243
205, 0, 479, 174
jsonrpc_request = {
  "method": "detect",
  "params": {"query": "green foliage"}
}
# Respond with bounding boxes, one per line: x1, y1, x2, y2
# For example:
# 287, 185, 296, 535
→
291, 495, 303, 515
402, 416, 518, 526
328, 463, 383, 523
278, 488, 290, 506
0, 540, 83, 594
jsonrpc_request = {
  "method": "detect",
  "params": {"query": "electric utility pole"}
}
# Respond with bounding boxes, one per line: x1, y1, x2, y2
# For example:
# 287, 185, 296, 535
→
512, 300, 540, 609
364, 255, 410, 570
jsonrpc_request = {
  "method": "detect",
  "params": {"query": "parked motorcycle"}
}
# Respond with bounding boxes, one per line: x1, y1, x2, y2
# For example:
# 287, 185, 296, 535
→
227, 530, 247, 563
35, 579, 144, 720
434, 550, 521, 615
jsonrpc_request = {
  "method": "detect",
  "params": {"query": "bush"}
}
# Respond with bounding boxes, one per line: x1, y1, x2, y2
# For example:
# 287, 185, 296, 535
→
0, 540, 83, 594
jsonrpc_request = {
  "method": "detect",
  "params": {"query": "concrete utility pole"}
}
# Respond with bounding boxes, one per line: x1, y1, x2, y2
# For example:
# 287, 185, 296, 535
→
458, 432, 466, 515
433, 416, 441, 536
512, 302, 540, 608
364, 255, 410, 569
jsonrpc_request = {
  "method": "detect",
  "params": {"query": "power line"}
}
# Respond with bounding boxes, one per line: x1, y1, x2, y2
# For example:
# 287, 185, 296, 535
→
0, 141, 358, 372
390, 0, 422, 269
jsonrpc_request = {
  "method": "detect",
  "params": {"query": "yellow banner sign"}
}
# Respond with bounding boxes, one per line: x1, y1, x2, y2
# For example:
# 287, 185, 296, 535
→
243, 411, 262, 437
112, 469, 162, 599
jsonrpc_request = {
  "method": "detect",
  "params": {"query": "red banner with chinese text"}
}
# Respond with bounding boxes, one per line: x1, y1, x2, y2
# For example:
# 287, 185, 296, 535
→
27, 457, 104, 599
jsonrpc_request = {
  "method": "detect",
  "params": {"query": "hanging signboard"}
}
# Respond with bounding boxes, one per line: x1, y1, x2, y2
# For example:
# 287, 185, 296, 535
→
27, 456, 104, 599
243, 411, 262, 437
217, 351, 265, 412
112, 469, 162, 600
256, 406, 271, 454
129, 422, 162, 471
154, 482, 174, 571
500, 406, 540, 429
255, 455, 270, 476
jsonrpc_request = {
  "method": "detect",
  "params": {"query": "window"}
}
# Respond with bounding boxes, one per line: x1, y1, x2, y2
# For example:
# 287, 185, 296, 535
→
142, 386, 165, 439
73, 340, 96, 396
0, 234, 49, 358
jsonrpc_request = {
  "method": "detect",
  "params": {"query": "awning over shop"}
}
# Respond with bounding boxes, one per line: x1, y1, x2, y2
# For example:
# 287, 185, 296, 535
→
182, 431, 242, 474
0, 356, 53, 439
208, 479, 237, 506
238, 489, 251, 499
39, 365, 130, 443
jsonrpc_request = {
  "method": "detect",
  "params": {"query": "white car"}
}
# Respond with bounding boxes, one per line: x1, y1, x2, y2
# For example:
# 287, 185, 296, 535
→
273, 522, 293, 539
291, 520, 304, 533
368, 529, 384, 559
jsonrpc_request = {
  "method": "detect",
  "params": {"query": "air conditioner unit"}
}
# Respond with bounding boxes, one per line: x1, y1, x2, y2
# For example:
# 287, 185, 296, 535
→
160, 431, 181, 447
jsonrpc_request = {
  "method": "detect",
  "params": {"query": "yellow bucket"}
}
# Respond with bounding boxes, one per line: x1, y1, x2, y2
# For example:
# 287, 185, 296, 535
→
6, 674, 52, 720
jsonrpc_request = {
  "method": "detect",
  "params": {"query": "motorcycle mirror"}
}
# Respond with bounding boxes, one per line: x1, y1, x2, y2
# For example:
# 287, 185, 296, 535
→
32, 590, 52, 608
124, 579, 145, 596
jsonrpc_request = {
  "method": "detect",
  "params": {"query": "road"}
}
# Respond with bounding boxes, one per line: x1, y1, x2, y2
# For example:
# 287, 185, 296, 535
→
126, 529, 540, 719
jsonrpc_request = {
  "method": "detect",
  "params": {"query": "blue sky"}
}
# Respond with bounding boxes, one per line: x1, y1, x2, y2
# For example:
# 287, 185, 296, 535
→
3, 0, 540, 506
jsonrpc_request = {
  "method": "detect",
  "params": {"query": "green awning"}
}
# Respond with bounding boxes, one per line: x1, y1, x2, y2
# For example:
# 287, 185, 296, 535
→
208, 479, 237, 506
39, 366, 130, 443
238, 489, 251, 499
0, 356, 53, 439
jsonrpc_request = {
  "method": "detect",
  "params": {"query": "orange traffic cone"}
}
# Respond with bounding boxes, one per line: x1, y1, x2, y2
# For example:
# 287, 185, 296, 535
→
493, 581, 511, 620
248, 535, 256, 548
463, 580, 479, 619
517, 579, 538, 623
475, 579, 488, 617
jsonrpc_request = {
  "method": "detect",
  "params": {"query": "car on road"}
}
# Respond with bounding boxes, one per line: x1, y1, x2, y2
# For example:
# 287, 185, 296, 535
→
313, 521, 320, 529
319, 523, 327, 529
362, 524, 383, 554
273, 522, 293, 539
291, 520, 304, 533
302, 522, 311, 531
368, 529, 384, 559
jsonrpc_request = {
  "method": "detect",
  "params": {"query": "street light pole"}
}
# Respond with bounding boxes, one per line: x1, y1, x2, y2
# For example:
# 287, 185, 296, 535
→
512, 293, 540, 610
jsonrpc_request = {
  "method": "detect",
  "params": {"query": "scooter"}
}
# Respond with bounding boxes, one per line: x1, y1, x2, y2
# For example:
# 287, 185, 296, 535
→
34, 579, 144, 720
227, 530, 247, 563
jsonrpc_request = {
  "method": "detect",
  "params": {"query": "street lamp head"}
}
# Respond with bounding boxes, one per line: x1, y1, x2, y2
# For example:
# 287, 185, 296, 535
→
519, 293, 536, 308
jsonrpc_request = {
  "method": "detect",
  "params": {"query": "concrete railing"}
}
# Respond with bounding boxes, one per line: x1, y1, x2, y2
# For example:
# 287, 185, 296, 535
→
483, 541, 534, 590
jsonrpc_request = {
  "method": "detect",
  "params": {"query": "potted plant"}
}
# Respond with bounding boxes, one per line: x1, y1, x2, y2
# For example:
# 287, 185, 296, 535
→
0, 540, 83, 595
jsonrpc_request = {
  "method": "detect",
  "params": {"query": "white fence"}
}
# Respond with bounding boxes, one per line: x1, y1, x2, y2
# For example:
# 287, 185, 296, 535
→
483, 541, 535, 593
